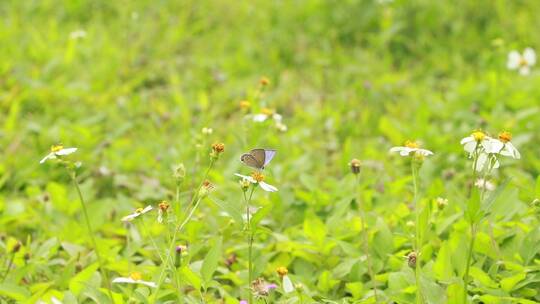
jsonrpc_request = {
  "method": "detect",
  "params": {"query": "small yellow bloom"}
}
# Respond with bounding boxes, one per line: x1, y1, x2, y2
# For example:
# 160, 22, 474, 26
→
404, 140, 419, 149
51, 144, 64, 152
240, 100, 251, 110
261, 108, 274, 116
472, 130, 486, 142
158, 201, 170, 211
130, 272, 142, 281
276, 266, 288, 277
251, 171, 265, 183
259, 77, 270, 86
498, 131, 512, 143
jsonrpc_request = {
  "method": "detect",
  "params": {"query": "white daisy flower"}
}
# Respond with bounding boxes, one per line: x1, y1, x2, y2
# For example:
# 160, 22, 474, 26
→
507, 48, 536, 75
69, 30, 87, 40
121, 205, 153, 222
234, 173, 278, 192
460, 131, 503, 155
389, 140, 433, 157
497, 131, 521, 159
39, 145, 78, 164
474, 179, 495, 191
112, 272, 157, 288
252, 108, 282, 123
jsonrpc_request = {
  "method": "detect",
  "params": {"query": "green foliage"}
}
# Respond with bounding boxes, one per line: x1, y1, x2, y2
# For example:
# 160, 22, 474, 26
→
1, 0, 540, 303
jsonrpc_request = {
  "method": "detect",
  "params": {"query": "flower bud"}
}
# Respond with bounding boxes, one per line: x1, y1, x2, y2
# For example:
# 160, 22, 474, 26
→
172, 163, 186, 182
198, 180, 215, 198
407, 252, 417, 268
259, 77, 270, 86
349, 159, 361, 175
436, 197, 448, 210
210, 143, 225, 160
239, 179, 251, 192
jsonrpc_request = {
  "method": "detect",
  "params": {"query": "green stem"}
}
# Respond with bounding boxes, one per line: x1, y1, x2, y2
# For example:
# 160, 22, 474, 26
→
356, 174, 377, 301
463, 224, 476, 303
152, 159, 215, 303
411, 160, 423, 304
243, 186, 256, 303
69, 171, 113, 302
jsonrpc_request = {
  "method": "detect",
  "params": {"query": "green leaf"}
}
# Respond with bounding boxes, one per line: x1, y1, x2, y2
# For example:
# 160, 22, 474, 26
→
482, 178, 510, 213
303, 212, 327, 246
201, 238, 222, 285
209, 197, 243, 225
469, 267, 498, 288
180, 266, 202, 291
345, 282, 364, 300
433, 241, 453, 281
69, 262, 99, 296
250, 204, 272, 230
465, 187, 481, 223
0, 283, 30, 301
500, 272, 526, 292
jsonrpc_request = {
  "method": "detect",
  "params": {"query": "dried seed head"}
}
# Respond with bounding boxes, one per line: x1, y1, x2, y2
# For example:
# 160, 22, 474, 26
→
172, 163, 186, 181
210, 143, 225, 159
407, 252, 417, 268
158, 201, 170, 211
259, 77, 270, 86
11, 241, 22, 253
349, 159, 361, 175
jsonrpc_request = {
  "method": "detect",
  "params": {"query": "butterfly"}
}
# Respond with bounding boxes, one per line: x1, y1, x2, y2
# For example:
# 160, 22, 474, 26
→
240, 148, 276, 170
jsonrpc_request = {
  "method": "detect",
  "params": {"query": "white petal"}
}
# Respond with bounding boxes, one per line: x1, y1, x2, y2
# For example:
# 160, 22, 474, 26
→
272, 113, 282, 122
463, 141, 477, 154
113, 277, 136, 284
234, 173, 256, 184
460, 136, 475, 145
252, 114, 268, 122
519, 66, 530, 75
483, 138, 503, 154
39, 153, 55, 164
389, 146, 413, 156
282, 275, 294, 293
55, 147, 78, 156
139, 281, 157, 288
259, 182, 278, 192
475, 153, 488, 172
417, 149, 433, 156
507, 51, 521, 69
524, 48, 536, 65
121, 213, 139, 222
500, 142, 520, 159
141, 205, 153, 214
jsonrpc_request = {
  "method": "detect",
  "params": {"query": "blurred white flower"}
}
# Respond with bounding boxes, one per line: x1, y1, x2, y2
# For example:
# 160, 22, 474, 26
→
202, 127, 213, 135
69, 30, 87, 40
475, 179, 495, 191
276, 267, 294, 293
39, 145, 77, 164
389, 140, 433, 157
460, 131, 503, 155
475, 153, 500, 172
507, 48, 536, 75
121, 205, 153, 222
235, 173, 278, 192
113, 272, 156, 288
276, 122, 288, 132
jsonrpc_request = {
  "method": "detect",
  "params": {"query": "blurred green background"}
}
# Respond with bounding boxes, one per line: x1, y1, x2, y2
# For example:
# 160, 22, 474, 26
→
1, 0, 540, 303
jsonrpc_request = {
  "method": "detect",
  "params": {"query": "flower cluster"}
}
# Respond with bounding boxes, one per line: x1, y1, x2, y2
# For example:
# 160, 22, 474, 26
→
460, 130, 520, 171
252, 108, 288, 132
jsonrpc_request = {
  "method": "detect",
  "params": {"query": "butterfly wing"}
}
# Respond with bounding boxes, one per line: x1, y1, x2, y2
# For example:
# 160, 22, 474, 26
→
263, 149, 276, 167
241, 153, 263, 169
249, 149, 267, 169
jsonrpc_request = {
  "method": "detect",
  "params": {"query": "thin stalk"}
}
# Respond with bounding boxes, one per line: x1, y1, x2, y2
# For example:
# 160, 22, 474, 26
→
463, 224, 476, 303
1, 253, 14, 282
243, 186, 256, 303
411, 160, 423, 304
355, 174, 377, 301
152, 159, 215, 303
69, 171, 113, 302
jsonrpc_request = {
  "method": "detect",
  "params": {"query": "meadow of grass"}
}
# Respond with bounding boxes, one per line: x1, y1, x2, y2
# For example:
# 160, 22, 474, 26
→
1, 0, 540, 303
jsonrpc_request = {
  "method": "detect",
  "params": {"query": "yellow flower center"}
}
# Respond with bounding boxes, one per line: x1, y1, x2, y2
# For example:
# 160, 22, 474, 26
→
158, 201, 169, 211
276, 266, 288, 277
135, 207, 144, 213
404, 140, 419, 149
261, 108, 274, 116
50, 144, 64, 152
498, 131, 512, 143
519, 57, 528, 67
130, 272, 142, 281
251, 172, 265, 183
239, 100, 251, 110
472, 131, 486, 142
